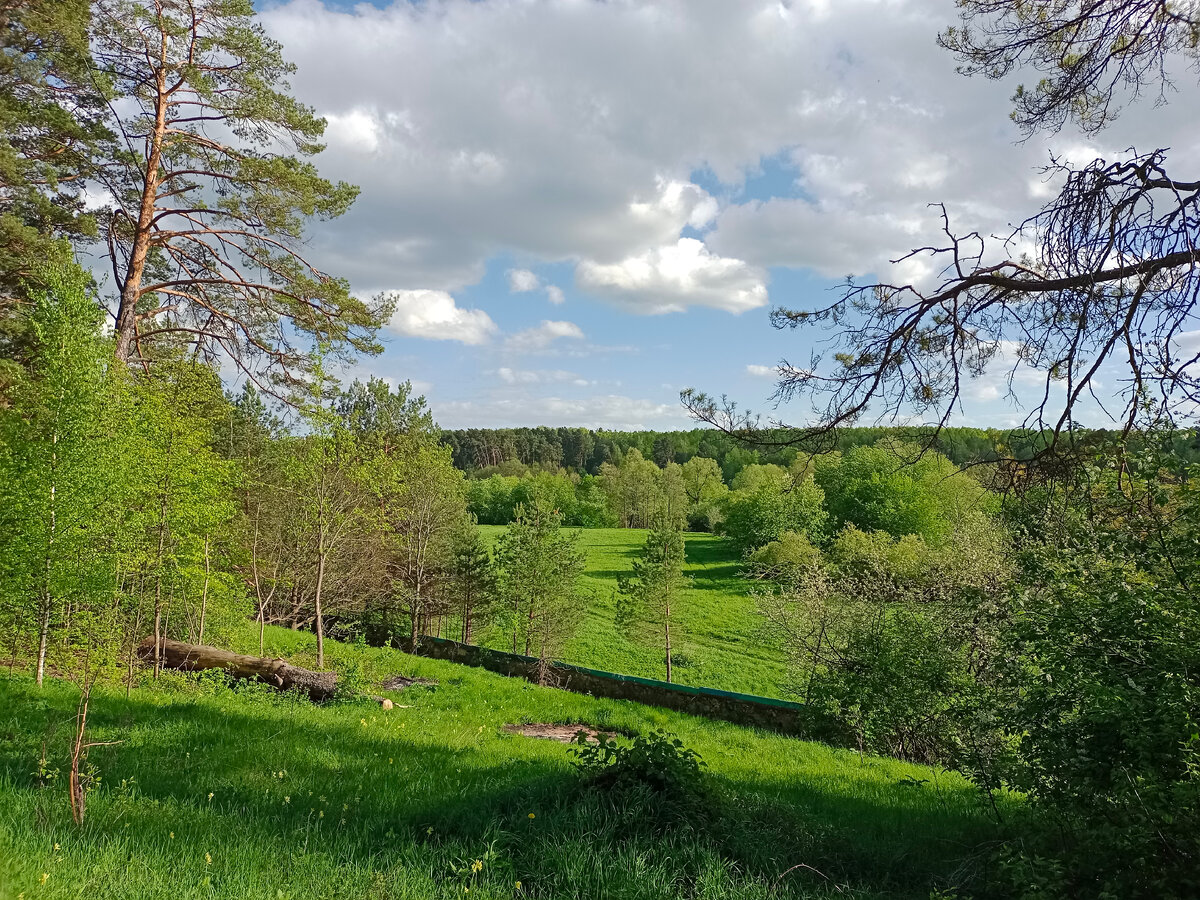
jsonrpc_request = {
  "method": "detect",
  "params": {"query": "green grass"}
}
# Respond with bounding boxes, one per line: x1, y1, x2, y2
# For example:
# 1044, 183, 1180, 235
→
0, 624, 1016, 900
477, 527, 787, 697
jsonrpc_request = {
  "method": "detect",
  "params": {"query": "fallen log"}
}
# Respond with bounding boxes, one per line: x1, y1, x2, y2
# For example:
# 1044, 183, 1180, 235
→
137, 638, 338, 702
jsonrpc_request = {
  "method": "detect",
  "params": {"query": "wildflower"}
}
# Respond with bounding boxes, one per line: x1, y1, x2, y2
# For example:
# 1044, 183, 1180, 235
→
426, 826, 433, 835
53, 843, 60, 852
207, 792, 214, 802
527, 813, 536, 820
342, 803, 349, 811
205, 853, 212, 865
319, 810, 324, 818
515, 882, 522, 891
169, 832, 175, 840
40, 874, 49, 885
471, 859, 483, 873
284, 796, 290, 804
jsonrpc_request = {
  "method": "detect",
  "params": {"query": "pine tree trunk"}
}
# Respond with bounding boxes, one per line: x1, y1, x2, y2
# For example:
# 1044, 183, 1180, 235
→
114, 65, 168, 361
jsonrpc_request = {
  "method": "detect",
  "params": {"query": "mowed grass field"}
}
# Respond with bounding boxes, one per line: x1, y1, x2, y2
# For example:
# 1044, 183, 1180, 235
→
477, 527, 787, 697
0, 624, 1016, 900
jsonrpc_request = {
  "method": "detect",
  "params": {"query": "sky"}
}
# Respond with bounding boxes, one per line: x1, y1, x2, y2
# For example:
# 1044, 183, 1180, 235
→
246, 0, 1200, 431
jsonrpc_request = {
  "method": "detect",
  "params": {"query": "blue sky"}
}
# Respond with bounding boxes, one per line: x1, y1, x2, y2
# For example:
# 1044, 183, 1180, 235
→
247, 0, 1200, 430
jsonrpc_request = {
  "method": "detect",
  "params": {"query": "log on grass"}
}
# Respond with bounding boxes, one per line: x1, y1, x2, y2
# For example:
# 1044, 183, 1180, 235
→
137, 638, 338, 701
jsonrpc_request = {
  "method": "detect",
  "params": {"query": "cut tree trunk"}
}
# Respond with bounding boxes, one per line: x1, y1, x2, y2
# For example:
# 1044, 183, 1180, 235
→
137, 637, 338, 701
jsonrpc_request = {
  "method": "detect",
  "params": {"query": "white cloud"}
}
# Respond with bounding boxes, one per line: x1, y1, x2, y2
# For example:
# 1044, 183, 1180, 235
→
495, 367, 589, 385
438, 394, 688, 429
506, 319, 586, 352
260, 0, 1200, 300
746, 364, 777, 377
385, 289, 497, 345
577, 238, 768, 314
507, 268, 540, 292
545, 284, 565, 305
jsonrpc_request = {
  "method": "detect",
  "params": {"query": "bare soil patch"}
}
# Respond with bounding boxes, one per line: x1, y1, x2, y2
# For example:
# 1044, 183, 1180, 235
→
381, 675, 438, 691
503, 723, 615, 743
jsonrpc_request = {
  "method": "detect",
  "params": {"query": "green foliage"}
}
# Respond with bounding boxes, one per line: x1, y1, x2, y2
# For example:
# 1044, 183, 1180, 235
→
493, 502, 587, 665
719, 476, 827, 553
979, 443, 1200, 898
616, 519, 689, 681
0, 0, 107, 299
815, 442, 997, 545
571, 730, 708, 824
744, 531, 821, 581
445, 518, 498, 645
0, 260, 125, 680
91, 0, 381, 385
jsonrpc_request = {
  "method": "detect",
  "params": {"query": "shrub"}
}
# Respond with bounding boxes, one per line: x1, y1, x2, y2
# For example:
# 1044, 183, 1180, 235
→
571, 730, 708, 824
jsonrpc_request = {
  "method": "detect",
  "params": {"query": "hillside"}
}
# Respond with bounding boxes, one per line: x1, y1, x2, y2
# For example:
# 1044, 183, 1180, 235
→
0, 625, 1014, 899
475, 527, 787, 697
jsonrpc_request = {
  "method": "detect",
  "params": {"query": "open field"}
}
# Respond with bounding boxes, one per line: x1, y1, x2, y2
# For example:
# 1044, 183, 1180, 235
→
476, 527, 787, 697
0, 624, 1015, 900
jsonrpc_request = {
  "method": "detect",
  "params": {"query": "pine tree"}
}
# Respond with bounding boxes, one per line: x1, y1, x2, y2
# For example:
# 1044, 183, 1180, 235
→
617, 514, 689, 683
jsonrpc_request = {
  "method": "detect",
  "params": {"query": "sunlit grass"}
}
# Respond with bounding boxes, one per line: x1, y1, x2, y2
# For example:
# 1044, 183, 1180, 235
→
0, 625, 1016, 899
477, 526, 786, 696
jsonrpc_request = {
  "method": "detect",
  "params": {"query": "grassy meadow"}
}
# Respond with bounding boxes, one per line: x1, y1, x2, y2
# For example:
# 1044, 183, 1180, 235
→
476, 527, 787, 697
0, 624, 1016, 900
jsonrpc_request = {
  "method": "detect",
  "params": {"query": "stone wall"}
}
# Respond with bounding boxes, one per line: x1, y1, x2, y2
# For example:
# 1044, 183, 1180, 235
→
412, 637, 811, 736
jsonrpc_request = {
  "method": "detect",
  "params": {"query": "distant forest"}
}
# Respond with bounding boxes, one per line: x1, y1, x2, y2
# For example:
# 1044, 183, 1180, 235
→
441, 424, 1200, 479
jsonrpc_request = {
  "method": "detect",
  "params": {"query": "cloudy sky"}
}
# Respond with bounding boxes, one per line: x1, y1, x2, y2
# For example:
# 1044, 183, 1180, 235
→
253, 0, 1200, 430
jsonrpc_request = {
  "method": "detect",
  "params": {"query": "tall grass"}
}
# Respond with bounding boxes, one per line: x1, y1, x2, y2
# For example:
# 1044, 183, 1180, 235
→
0, 624, 1016, 899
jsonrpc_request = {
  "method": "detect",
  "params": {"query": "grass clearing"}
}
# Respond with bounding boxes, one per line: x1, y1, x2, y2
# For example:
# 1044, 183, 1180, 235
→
0, 624, 1016, 899
477, 526, 786, 697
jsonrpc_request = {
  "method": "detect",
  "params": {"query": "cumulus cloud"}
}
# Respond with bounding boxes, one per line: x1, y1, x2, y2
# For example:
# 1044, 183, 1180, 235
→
545, 285, 565, 305
506, 319, 586, 352
507, 268, 540, 292
577, 238, 768, 314
385, 289, 497, 344
260, 0, 1200, 299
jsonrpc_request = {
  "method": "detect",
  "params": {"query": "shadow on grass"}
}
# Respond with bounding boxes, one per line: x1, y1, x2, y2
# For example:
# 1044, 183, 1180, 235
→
0, 677, 1006, 898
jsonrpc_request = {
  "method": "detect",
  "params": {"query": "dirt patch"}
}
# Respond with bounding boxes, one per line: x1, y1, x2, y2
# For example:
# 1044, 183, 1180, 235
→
381, 675, 438, 691
503, 723, 614, 744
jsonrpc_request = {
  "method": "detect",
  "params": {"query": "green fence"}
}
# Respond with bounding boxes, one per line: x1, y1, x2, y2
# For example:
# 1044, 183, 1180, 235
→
413, 636, 810, 735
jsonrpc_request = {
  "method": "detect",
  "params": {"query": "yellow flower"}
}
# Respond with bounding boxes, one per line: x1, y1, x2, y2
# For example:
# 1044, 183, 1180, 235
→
205, 853, 212, 865
515, 882, 522, 891
207, 792, 214, 802
527, 813, 536, 820
284, 796, 290, 804
53, 843, 60, 851
471, 859, 483, 873
169, 832, 174, 840
319, 810, 324, 818
40, 874, 49, 885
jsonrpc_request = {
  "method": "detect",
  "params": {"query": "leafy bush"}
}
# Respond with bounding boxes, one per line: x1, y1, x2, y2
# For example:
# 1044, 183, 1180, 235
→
720, 476, 827, 552
571, 730, 708, 824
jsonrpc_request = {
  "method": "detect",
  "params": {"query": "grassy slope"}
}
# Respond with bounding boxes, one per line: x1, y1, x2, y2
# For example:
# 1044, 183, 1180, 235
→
0, 625, 1014, 900
478, 527, 787, 697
